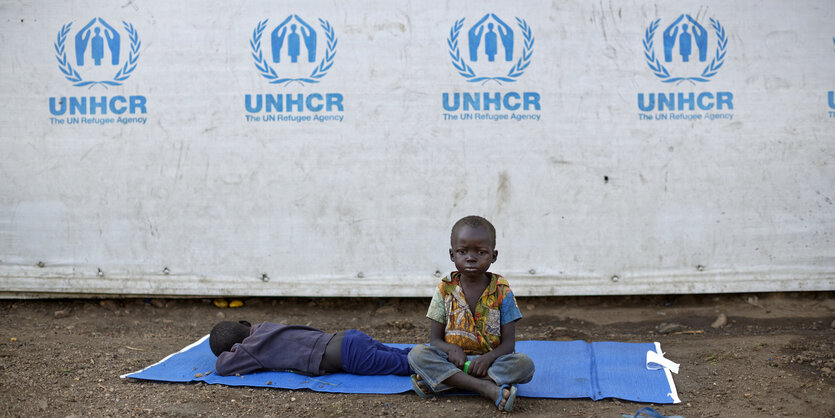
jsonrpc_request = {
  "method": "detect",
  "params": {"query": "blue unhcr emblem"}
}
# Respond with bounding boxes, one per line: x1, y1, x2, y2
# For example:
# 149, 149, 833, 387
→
643, 14, 727, 84
54, 18, 141, 88
251, 15, 337, 86
447, 13, 534, 85
829, 38, 835, 112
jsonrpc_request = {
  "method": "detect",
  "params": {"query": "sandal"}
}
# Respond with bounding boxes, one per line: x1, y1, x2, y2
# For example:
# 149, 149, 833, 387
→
495, 384, 517, 412
410, 374, 432, 398
622, 407, 684, 418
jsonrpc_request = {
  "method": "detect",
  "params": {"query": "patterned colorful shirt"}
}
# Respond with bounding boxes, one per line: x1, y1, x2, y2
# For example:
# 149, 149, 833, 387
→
426, 272, 522, 354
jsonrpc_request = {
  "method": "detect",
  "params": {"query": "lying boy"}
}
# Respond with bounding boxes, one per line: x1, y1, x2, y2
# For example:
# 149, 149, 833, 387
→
408, 216, 535, 412
210, 320, 412, 377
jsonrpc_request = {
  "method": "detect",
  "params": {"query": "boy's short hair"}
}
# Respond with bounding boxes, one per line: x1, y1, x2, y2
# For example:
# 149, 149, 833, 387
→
209, 320, 252, 356
450, 215, 496, 248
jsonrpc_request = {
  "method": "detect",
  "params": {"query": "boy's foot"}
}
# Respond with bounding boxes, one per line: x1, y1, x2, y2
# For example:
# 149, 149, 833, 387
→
410, 374, 432, 398
494, 385, 518, 412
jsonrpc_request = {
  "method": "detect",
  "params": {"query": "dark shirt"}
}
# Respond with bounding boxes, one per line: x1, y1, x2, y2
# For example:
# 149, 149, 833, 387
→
215, 322, 335, 376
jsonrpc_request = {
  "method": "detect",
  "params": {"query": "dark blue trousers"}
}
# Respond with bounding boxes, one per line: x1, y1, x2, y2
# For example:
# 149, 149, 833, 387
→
341, 329, 413, 375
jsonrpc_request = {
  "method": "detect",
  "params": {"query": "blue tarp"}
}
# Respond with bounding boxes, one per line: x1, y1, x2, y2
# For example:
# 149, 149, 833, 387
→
121, 337, 680, 404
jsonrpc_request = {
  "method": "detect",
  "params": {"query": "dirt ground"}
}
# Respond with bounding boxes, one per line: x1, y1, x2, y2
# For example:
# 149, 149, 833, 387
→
0, 292, 833, 417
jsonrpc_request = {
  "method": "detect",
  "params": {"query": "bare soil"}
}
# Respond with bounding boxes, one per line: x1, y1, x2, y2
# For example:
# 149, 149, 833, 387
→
1, 292, 833, 417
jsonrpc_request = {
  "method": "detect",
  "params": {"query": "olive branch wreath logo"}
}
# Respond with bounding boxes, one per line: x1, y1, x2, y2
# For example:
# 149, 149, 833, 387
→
447, 17, 534, 85
251, 18, 337, 86
643, 18, 727, 84
54, 21, 141, 88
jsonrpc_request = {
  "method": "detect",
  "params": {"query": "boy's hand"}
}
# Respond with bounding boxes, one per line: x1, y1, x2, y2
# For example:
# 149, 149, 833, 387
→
467, 354, 494, 377
446, 346, 467, 368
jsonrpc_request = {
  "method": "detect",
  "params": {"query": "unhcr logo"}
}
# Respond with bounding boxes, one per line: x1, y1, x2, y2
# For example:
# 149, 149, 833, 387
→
250, 15, 337, 86
828, 37, 834, 119
442, 13, 541, 122
643, 14, 727, 84
447, 13, 534, 85
245, 15, 344, 123
49, 17, 147, 126
636, 13, 734, 122
54, 17, 141, 88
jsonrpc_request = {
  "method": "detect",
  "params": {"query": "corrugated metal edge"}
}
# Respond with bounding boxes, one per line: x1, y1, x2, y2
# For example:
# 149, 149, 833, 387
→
1, 265, 832, 298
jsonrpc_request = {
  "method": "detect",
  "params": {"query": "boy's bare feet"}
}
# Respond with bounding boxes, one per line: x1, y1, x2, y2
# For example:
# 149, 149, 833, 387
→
495, 386, 512, 410
441, 372, 518, 411
495, 385, 518, 411
414, 376, 430, 392
410, 374, 432, 398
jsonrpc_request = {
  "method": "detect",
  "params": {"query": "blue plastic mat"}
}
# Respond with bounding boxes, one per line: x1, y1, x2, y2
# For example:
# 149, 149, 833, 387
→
121, 337, 680, 404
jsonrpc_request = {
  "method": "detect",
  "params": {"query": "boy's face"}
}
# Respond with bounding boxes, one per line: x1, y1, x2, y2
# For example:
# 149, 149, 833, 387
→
449, 225, 497, 277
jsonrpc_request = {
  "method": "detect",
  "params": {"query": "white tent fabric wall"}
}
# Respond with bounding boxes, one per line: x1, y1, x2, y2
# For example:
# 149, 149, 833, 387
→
0, 1, 833, 297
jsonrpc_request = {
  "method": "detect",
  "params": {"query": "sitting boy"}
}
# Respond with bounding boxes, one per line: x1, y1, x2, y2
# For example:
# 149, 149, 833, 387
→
408, 215, 535, 412
210, 320, 412, 377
